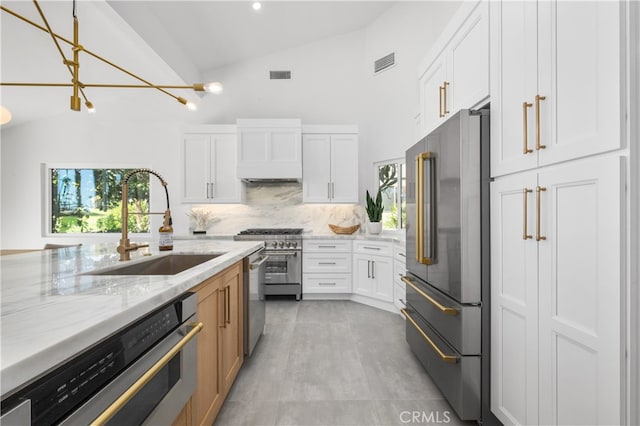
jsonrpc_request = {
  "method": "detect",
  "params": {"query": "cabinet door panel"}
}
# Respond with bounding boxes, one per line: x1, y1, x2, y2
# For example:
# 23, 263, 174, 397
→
330, 135, 358, 203
490, 171, 538, 426
537, 1, 622, 166
490, 0, 538, 177
420, 57, 447, 135
183, 134, 210, 201
212, 134, 241, 202
220, 265, 243, 395
302, 135, 331, 202
537, 157, 623, 425
353, 255, 374, 296
371, 256, 393, 302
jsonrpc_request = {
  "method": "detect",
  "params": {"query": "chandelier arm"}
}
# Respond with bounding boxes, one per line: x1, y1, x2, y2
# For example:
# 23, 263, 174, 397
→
1, 83, 200, 90
1, 5, 190, 105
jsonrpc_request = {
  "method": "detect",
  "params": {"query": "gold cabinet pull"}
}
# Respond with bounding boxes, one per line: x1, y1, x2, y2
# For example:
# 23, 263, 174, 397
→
401, 309, 458, 363
416, 152, 436, 265
535, 95, 546, 150
523, 188, 533, 240
401, 276, 458, 315
225, 285, 231, 324
443, 81, 450, 115
90, 322, 204, 426
219, 286, 227, 328
522, 101, 533, 154
536, 186, 547, 241
439, 85, 444, 118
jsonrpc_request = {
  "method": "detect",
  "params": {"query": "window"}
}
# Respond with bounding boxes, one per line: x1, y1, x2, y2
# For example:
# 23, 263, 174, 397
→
49, 167, 150, 234
376, 160, 406, 230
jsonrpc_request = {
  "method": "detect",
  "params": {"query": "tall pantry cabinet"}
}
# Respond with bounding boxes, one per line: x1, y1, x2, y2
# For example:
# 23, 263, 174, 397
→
489, 1, 628, 425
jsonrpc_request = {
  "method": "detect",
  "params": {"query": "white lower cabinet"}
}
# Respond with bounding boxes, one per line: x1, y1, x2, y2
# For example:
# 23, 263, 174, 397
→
352, 241, 393, 302
491, 156, 623, 425
302, 240, 352, 294
393, 244, 407, 311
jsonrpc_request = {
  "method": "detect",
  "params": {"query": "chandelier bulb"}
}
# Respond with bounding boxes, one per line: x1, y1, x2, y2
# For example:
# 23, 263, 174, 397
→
85, 101, 95, 114
204, 82, 224, 94
252, 2, 262, 11
186, 101, 197, 111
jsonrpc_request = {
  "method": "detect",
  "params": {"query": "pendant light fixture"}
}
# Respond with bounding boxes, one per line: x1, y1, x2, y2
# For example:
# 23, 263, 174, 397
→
0, 1, 222, 113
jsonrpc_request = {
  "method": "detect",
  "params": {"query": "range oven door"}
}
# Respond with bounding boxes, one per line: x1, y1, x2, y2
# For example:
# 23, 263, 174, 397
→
263, 250, 301, 284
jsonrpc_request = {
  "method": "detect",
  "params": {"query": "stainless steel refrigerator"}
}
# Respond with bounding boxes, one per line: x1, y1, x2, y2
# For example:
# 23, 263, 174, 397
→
404, 108, 497, 424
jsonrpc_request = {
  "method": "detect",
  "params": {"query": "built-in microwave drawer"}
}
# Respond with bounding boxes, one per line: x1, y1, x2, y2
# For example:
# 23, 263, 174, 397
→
403, 275, 480, 355
402, 307, 480, 421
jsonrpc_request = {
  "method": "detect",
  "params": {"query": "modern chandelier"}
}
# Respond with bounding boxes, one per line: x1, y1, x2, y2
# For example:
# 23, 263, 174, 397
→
0, 0, 222, 113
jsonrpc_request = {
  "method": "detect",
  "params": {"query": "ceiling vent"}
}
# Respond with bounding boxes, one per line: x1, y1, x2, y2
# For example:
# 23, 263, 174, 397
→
374, 52, 395, 74
270, 70, 291, 80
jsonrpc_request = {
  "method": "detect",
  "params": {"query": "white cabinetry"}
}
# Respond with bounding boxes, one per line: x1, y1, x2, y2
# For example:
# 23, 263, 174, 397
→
490, 1, 623, 177
352, 241, 393, 302
393, 243, 406, 312
236, 119, 302, 180
182, 126, 243, 203
418, 0, 489, 135
302, 127, 358, 203
303, 240, 352, 294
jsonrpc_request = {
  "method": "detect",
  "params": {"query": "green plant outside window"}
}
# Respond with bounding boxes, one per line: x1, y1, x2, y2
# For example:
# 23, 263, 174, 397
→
377, 161, 406, 230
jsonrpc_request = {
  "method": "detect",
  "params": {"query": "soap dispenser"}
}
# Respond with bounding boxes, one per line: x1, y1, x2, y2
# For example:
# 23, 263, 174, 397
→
159, 209, 173, 251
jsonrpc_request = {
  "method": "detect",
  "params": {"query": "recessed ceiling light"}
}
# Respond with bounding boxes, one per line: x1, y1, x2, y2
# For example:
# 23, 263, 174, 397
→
252, 2, 262, 11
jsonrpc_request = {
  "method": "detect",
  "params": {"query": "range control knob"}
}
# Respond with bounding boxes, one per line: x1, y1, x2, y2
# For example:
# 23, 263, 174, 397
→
286, 241, 292, 248
271, 241, 278, 248
291, 241, 298, 248
279, 241, 285, 248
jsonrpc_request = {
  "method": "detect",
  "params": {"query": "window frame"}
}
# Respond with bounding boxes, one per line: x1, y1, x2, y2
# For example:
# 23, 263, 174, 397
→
372, 158, 406, 231
42, 163, 154, 238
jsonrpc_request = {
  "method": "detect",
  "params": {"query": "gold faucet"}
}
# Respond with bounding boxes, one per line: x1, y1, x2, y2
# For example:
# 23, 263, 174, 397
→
117, 168, 172, 261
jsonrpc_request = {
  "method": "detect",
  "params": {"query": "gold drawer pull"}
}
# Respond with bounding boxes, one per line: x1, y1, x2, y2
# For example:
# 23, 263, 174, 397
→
523, 188, 533, 240
442, 81, 450, 115
522, 101, 533, 154
439, 85, 445, 118
535, 95, 546, 150
90, 322, 204, 426
401, 276, 458, 315
401, 309, 457, 364
536, 186, 547, 241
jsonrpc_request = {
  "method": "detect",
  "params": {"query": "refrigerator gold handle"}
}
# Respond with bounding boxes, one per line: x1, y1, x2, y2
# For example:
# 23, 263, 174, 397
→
401, 276, 458, 315
416, 152, 435, 265
536, 186, 547, 241
90, 322, 204, 426
535, 95, 546, 150
401, 309, 458, 364
522, 101, 533, 154
523, 188, 533, 240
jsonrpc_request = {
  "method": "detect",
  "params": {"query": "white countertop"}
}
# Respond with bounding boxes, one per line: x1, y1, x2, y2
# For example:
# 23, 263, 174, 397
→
0, 240, 263, 398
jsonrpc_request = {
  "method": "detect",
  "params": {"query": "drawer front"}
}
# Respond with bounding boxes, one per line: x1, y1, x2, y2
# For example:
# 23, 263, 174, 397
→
353, 240, 392, 256
303, 253, 351, 273
393, 259, 406, 283
403, 275, 480, 355
303, 240, 352, 253
393, 244, 406, 260
394, 282, 406, 309
303, 274, 351, 293
403, 307, 480, 421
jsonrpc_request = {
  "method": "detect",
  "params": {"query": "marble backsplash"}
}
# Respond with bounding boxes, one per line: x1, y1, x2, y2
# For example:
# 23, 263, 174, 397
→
186, 182, 367, 235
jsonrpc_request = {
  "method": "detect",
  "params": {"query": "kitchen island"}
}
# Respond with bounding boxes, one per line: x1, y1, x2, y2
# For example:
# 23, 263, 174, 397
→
0, 240, 263, 399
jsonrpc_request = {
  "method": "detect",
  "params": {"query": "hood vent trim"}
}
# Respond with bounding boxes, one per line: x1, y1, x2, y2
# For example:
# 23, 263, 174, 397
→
374, 52, 395, 74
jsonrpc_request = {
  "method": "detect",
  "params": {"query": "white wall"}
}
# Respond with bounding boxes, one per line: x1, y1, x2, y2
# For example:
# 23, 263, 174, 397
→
0, 1, 461, 249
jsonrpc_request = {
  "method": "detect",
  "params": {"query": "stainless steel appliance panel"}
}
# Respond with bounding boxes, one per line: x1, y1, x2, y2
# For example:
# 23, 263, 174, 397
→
245, 249, 267, 356
405, 137, 427, 286
404, 274, 481, 355
403, 307, 480, 421
407, 110, 482, 304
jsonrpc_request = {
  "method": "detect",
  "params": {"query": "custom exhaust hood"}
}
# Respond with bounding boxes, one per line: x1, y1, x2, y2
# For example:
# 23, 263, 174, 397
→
236, 119, 302, 182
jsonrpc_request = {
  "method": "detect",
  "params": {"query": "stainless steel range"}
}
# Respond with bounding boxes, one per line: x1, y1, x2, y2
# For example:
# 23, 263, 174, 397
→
234, 228, 303, 300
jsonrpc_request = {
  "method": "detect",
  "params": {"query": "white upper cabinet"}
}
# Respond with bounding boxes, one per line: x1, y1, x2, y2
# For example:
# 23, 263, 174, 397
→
490, 1, 623, 177
302, 126, 358, 203
182, 126, 243, 204
236, 119, 302, 181
418, 0, 489, 136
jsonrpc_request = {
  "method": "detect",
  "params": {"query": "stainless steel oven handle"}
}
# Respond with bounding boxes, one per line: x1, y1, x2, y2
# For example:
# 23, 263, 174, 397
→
249, 255, 270, 270
89, 322, 204, 426
263, 251, 299, 256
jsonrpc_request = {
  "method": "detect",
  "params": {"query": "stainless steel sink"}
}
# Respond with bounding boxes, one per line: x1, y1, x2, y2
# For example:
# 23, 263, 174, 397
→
88, 254, 222, 276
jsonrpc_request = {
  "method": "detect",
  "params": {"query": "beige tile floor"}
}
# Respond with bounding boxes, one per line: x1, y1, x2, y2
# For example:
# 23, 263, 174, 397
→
214, 300, 473, 426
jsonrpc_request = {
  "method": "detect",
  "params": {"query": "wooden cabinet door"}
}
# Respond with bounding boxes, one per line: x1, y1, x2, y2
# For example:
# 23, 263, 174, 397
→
537, 156, 623, 425
489, 0, 538, 177
302, 134, 332, 202
220, 263, 244, 395
536, 1, 622, 167
490, 171, 539, 426
330, 135, 358, 203
183, 134, 211, 202
192, 276, 223, 426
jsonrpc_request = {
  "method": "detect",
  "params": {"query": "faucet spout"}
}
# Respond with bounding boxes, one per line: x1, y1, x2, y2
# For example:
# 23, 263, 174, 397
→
117, 168, 171, 261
